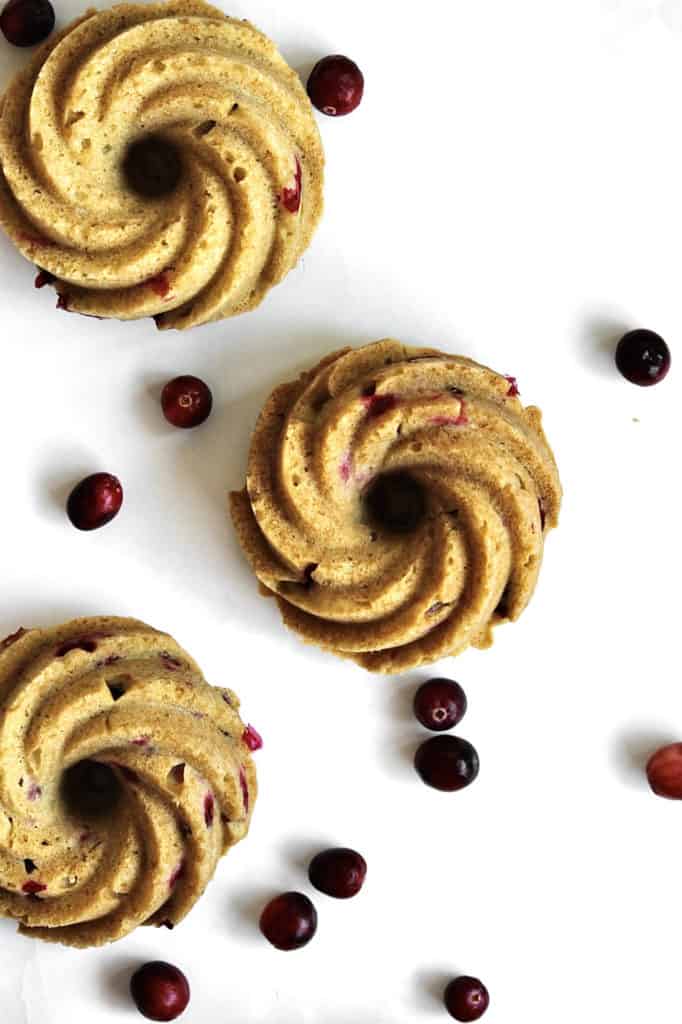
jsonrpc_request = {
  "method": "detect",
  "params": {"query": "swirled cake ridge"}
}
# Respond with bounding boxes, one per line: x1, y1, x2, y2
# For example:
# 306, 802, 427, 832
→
0, 0, 324, 329
231, 339, 562, 673
0, 616, 257, 947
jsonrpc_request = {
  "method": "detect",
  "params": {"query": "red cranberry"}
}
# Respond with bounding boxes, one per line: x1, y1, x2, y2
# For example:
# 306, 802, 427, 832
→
161, 375, 213, 429
281, 157, 302, 213
615, 329, 671, 386
309, 847, 367, 899
1, 0, 54, 46
130, 962, 190, 1022
66, 473, 123, 531
414, 678, 467, 731
242, 724, 263, 751
646, 743, 682, 799
444, 976, 489, 1021
22, 880, 47, 895
414, 735, 479, 792
504, 375, 520, 397
259, 892, 317, 950
307, 55, 364, 116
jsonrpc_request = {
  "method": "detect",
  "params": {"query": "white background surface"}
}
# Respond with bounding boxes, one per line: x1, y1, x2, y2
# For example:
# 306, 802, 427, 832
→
2, 0, 682, 1020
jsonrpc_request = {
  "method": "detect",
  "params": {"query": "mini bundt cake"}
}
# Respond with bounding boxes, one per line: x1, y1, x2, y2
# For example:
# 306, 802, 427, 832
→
0, 0, 324, 329
0, 617, 257, 947
231, 339, 562, 673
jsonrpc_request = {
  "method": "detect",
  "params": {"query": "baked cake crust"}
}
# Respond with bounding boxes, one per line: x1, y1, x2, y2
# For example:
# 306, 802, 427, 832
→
0, 616, 256, 947
231, 340, 562, 673
0, 0, 324, 329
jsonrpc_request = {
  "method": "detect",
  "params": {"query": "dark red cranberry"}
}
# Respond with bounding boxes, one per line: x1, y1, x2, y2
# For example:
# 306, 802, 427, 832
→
504, 375, 519, 397
444, 976, 489, 1021
414, 735, 479, 792
161, 375, 213, 429
66, 473, 123, 531
22, 880, 46, 895
1, 0, 54, 46
34, 269, 55, 289
309, 847, 367, 899
646, 743, 682, 799
414, 678, 467, 731
365, 472, 426, 534
307, 55, 364, 116
281, 157, 302, 213
615, 329, 671, 386
130, 961, 190, 1022
259, 892, 317, 950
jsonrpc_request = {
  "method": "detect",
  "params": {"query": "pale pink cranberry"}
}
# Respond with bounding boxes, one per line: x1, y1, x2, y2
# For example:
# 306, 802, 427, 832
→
339, 452, 352, 483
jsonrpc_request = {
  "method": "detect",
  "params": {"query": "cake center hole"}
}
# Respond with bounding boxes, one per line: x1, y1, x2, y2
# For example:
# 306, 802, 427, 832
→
61, 760, 122, 819
364, 472, 427, 534
122, 136, 183, 199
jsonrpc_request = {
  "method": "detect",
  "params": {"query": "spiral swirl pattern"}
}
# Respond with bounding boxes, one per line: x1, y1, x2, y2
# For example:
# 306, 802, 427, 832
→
0, 0, 323, 329
0, 617, 256, 947
231, 340, 562, 673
